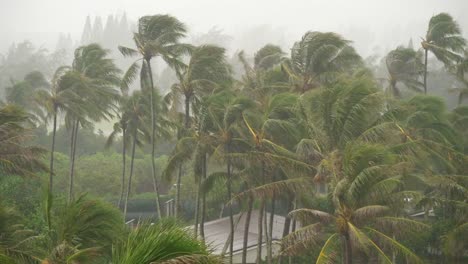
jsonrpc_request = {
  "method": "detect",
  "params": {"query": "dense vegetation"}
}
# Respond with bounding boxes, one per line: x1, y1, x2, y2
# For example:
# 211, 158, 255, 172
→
0, 12, 467, 264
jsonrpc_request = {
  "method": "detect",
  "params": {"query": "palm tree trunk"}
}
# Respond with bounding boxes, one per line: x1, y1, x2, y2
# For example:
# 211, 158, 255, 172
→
256, 162, 266, 264
278, 195, 293, 264
227, 143, 234, 264
256, 200, 265, 264
194, 178, 201, 237
123, 129, 137, 220
288, 197, 297, 264
200, 152, 207, 240
267, 189, 276, 263
146, 58, 162, 219
241, 193, 254, 264
68, 119, 79, 202
264, 204, 271, 264
118, 127, 127, 209
423, 48, 428, 94
458, 92, 464, 105
343, 234, 352, 264
48, 109, 57, 194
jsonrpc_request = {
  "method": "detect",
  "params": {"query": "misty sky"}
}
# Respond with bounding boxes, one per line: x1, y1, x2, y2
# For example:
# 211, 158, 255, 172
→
1, 0, 468, 56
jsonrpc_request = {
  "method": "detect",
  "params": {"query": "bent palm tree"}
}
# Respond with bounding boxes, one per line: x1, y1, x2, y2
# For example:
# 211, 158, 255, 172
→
282, 143, 427, 264
111, 219, 218, 264
0, 104, 47, 177
168, 44, 230, 216
385, 46, 424, 97
282, 31, 362, 93
62, 44, 121, 202
119, 14, 188, 217
421, 13, 466, 94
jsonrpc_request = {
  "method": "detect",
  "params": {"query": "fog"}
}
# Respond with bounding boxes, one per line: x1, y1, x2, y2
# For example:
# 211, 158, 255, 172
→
1, 0, 468, 57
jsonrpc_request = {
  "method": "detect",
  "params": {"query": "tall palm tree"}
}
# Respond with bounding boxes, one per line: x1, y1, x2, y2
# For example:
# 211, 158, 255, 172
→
385, 46, 424, 97
62, 44, 121, 202
120, 91, 151, 219
282, 31, 362, 93
207, 90, 255, 263
168, 44, 230, 216
35, 66, 76, 194
282, 143, 427, 264
106, 96, 131, 209
119, 14, 188, 217
421, 13, 466, 94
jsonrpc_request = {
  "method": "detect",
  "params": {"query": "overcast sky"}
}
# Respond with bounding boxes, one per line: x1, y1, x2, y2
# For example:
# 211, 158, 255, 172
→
1, 0, 467, 55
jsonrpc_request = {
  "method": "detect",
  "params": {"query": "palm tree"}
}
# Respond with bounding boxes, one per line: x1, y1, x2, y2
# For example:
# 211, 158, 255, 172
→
5, 71, 49, 123
168, 44, 230, 216
421, 13, 466, 94
282, 143, 427, 264
0, 104, 47, 177
111, 219, 218, 264
106, 96, 132, 209
35, 66, 76, 194
207, 90, 255, 263
282, 31, 362, 93
62, 44, 121, 202
240, 92, 300, 264
385, 46, 424, 97
34, 194, 124, 264
453, 49, 468, 105
119, 14, 188, 217
120, 91, 150, 219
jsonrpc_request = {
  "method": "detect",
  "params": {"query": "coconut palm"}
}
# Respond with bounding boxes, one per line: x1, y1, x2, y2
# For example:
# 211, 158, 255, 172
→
167, 44, 230, 216
421, 13, 466, 94
106, 96, 132, 209
0, 104, 47, 177
120, 91, 151, 219
62, 44, 121, 202
111, 219, 219, 264
5, 71, 49, 123
207, 90, 255, 263
282, 31, 362, 93
452, 49, 468, 105
385, 46, 424, 97
33, 194, 124, 264
282, 143, 427, 264
35, 66, 77, 194
119, 14, 188, 217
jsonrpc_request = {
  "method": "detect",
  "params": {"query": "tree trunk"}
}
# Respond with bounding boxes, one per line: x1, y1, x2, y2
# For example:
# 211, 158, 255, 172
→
267, 193, 276, 263
68, 119, 79, 202
118, 127, 127, 209
123, 129, 137, 220
175, 163, 182, 217
200, 152, 207, 240
194, 177, 201, 238
256, 162, 266, 264
343, 234, 352, 264
185, 95, 190, 128
48, 110, 57, 194
256, 200, 265, 264
278, 195, 293, 264
241, 193, 254, 264
227, 143, 234, 264
146, 58, 162, 219
264, 204, 271, 264
423, 48, 428, 94
458, 92, 464, 105
288, 197, 297, 264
